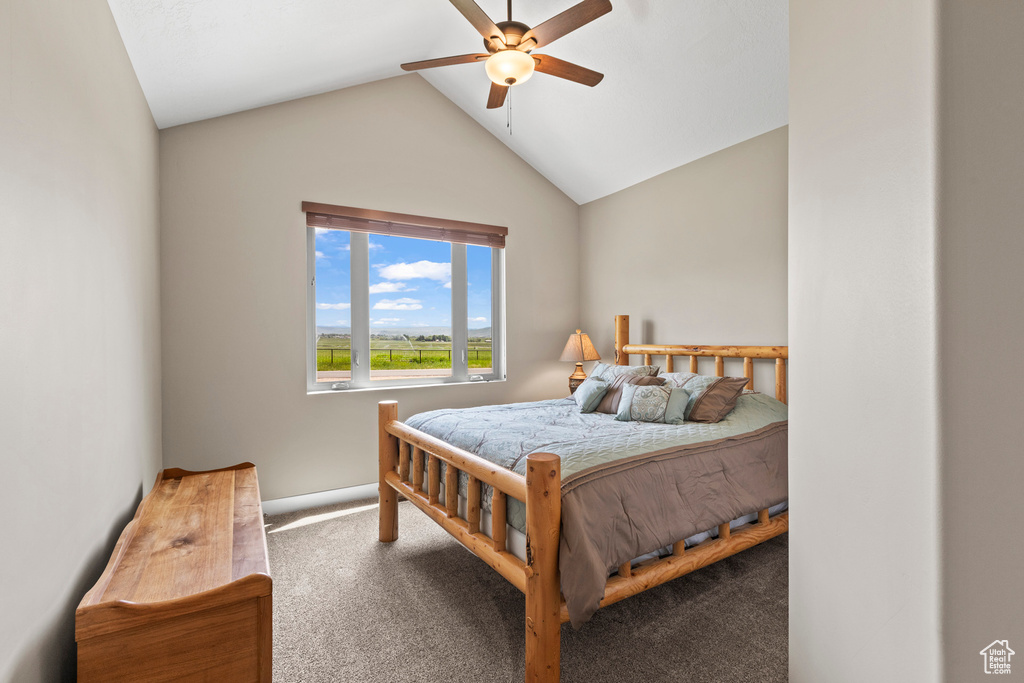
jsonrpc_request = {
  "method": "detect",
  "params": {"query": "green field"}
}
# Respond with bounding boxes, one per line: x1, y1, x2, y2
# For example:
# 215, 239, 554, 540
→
316, 336, 492, 371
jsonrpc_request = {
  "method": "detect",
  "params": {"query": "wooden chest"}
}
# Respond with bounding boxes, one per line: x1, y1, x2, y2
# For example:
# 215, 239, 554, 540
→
76, 463, 272, 682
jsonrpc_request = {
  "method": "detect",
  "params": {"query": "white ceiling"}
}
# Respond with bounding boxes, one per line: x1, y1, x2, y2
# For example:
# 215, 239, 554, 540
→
106, 0, 788, 204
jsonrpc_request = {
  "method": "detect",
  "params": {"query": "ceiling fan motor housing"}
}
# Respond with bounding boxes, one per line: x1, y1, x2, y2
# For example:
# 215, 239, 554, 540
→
486, 21, 531, 52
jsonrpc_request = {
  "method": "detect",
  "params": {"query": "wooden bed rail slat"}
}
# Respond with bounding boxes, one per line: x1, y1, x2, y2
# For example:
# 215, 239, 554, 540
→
622, 344, 788, 360
689, 356, 698, 373
492, 490, 508, 553
445, 463, 459, 518
386, 420, 529, 502
383, 471, 528, 593
558, 512, 789, 624
399, 441, 410, 483
412, 447, 424, 493
427, 455, 440, 505
665, 355, 674, 373
467, 476, 481, 535
776, 358, 787, 404
714, 356, 724, 377
744, 357, 754, 390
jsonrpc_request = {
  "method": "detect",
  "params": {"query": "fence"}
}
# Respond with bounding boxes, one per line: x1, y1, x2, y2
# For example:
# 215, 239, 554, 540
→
316, 348, 490, 363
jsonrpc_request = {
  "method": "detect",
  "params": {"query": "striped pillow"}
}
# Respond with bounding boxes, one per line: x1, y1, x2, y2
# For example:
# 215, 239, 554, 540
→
594, 374, 665, 414
660, 372, 749, 423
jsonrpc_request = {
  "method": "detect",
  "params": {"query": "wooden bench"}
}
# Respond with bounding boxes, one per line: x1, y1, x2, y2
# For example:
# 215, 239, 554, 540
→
76, 463, 272, 682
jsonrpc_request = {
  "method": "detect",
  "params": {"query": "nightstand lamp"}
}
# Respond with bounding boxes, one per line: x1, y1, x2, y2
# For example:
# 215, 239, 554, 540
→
560, 329, 601, 394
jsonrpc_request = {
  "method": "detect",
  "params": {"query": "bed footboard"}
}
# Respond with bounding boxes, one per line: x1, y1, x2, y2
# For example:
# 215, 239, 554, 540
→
378, 401, 562, 682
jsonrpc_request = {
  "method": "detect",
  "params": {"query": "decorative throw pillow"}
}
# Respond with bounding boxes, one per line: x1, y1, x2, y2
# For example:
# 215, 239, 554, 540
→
659, 372, 698, 388
663, 386, 691, 425
614, 383, 675, 423
659, 372, 749, 422
573, 377, 609, 413
594, 374, 665, 414
590, 362, 661, 382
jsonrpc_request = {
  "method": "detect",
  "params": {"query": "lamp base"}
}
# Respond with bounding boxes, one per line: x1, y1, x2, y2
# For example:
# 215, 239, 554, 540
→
568, 363, 588, 395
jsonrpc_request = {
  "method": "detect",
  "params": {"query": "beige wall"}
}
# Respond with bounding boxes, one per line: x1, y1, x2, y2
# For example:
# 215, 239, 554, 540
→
579, 127, 788, 389
789, 0, 941, 680
792, 1, 1024, 679
0, 0, 161, 680
158, 74, 579, 501
938, 1, 1024, 679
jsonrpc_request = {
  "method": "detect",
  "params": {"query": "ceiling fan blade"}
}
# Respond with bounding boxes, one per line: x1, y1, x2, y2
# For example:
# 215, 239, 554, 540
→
487, 82, 509, 109
401, 54, 489, 71
532, 54, 604, 86
449, 0, 506, 49
519, 0, 612, 50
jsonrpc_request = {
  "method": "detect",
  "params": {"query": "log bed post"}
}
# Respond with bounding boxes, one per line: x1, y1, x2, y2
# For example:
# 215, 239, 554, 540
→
525, 452, 561, 683
614, 315, 629, 366
379, 400, 399, 543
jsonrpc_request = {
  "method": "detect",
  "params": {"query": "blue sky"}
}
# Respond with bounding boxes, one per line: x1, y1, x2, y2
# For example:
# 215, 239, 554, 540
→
314, 230, 492, 331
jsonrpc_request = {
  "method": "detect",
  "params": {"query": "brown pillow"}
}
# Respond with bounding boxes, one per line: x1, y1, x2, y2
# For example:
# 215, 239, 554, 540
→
595, 374, 665, 414
686, 376, 750, 423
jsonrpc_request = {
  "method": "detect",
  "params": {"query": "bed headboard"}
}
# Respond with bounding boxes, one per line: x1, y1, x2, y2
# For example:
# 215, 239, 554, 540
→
613, 314, 788, 404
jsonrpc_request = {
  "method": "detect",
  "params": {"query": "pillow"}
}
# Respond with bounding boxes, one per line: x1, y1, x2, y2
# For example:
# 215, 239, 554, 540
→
614, 383, 678, 423
573, 377, 609, 413
660, 372, 749, 423
658, 371, 698, 388
664, 386, 691, 425
594, 374, 665, 414
590, 362, 661, 382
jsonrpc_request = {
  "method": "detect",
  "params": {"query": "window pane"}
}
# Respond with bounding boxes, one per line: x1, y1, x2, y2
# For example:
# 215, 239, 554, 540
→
314, 229, 351, 383
368, 235, 452, 381
467, 245, 493, 375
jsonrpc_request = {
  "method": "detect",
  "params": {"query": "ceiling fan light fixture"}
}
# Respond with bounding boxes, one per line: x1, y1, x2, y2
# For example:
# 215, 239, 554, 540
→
485, 49, 535, 86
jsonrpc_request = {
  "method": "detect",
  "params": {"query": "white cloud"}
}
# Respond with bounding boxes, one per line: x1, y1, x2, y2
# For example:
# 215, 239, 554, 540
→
316, 302, 351, 310
443, 281, 452, 289
315, 228, 330, 236
368, 282, 415, 294
469, 317, 488, 323
371, 318, 401, 325
315, 251, 326, 260
369, 241, 384, 250
335, 320, 349, 326
373, 298, 422, 311
376, 260, 451, 282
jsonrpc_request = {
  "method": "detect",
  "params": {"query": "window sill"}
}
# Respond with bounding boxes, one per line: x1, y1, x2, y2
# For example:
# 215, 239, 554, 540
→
306, 377, 506, 396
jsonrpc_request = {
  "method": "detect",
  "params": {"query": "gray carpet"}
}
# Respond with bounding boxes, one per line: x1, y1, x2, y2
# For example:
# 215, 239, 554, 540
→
265, 498, 788, 682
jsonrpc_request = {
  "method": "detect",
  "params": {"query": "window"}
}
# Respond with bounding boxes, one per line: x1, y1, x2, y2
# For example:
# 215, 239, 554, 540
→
305, 203, 506, 391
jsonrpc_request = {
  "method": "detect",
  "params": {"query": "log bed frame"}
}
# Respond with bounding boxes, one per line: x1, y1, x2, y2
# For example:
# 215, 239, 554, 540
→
377, 314, 789, 682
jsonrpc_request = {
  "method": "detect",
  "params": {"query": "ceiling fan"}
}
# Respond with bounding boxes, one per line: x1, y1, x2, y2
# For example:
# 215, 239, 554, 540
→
401, 0, 612, 109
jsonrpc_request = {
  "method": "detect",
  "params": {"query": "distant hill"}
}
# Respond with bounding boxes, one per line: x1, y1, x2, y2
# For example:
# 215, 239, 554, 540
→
317, 326, 491, 338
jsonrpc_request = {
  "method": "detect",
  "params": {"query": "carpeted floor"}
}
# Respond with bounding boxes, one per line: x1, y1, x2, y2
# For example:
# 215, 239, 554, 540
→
265, 498, 788, 683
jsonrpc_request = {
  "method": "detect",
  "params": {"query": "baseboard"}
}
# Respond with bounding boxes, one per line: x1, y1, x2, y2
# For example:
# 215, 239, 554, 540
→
262, 482, 378, 516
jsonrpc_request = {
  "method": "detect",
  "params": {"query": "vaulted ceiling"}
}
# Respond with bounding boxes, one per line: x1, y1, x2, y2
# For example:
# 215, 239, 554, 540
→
106, 0, 787, 204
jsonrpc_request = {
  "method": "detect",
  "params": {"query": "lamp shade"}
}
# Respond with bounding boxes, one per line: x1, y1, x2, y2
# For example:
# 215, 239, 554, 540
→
559, 329, 601, 363
485, 49, 535, 86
